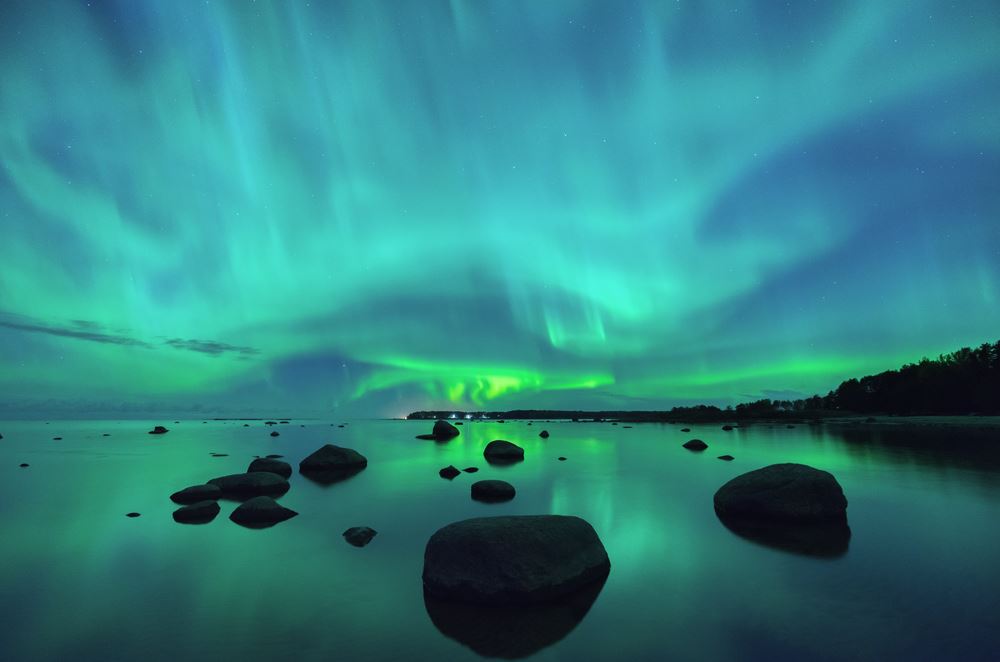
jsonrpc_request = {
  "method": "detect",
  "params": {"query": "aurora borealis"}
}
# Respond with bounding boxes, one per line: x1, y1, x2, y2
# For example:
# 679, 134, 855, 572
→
0, 1, 998, 417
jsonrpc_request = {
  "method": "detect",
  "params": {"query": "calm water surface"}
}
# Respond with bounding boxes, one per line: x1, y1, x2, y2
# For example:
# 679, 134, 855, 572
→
0, 419, 998, 661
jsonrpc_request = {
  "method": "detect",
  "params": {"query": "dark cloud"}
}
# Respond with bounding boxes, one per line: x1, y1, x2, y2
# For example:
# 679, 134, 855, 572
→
0, 319, 154, 348
164, 338, 259, 357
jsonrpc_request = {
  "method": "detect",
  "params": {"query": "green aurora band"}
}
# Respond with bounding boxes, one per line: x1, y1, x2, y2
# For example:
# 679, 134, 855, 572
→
0, 1, 998, 417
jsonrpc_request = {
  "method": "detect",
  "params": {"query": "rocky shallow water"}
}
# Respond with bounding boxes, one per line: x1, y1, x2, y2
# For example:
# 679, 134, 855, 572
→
0, 418, 998, 660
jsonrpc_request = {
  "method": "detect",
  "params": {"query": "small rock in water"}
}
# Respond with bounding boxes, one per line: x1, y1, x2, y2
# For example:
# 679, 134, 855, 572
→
714, 463, 848, 523
462, 467, 479, 473
680, 428, 691, 432
417, 419, 461, 440
623, 425, 633, 428
439, 465, 461, 480
210, 453, 228, 457
229, 496, 298, 528
126, 512, 141, 518
683, 439, 708, 451
52, 437, 62, 440
248, 458, 292, 479
343, 526, 377, 547
148, 426, 169, 435
539, 430, 550, 438
172, 500, 220, 524
102, 433, 110, 437
243, 424, 250, 427
721, 425, 734, 431
558, 457, 567, 461
19, 463, 29, 468
471, 480, 516, 503
266, 454, 284, 459
170, 484, 222, 504
717, 455, 735, 461
299, 444, 368, 476
270, 431, 280, 437
484, 440, 524, 463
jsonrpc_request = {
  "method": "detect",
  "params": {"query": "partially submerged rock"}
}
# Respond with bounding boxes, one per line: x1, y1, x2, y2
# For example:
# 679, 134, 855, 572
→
471, 480, 516, 503
270, 431, 280, 437
125, 512, 141, 518
148, 426, 169, 435
439, 465, 460, 480
172, 500, 221, 524
248, 458, 292, 479
483, 440, 524, 463
299, 444, 367, 484
417, 419, 461, 440
343, 526, 377, 547
462, 467, 479, 473
229, 496, 298, 528
717, 455, 735, 461
538, 430, 550, 438
208, 471, 290, 499
170, 483, 222, 504
682, 439, 708, 451
721, 425, 734, 431
422, 515, 611, 605
714, 463, 847, 523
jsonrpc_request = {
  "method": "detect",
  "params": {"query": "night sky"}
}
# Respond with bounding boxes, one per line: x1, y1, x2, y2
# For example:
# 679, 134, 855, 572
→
1, 1, 998, 418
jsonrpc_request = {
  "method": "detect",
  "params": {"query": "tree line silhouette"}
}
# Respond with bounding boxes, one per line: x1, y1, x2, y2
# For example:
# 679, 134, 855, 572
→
409, 340, 1000, 421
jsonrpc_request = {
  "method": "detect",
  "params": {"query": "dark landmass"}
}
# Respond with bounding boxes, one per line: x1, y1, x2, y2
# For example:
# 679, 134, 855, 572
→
408, 340, 1000, 422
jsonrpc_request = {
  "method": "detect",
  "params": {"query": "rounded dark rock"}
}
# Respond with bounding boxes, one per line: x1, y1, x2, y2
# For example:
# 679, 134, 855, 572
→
52, 437, 62, 440
717, 455, 735, 461
471, 480, 516, 503
19, 463, 29, 468
439, 465, 461, 480
714, 463, 848, 523
483, 440, 524, 462
170, 483, 222, 504
721, 425, 734, 431
417, 419, 461, 440
208, 471, 290, 499
680, 428, 691, 432
422, 515, 611, 605
148, 426, 169, 435
299, 444, 368, 477
682, 439, 708, 451
343, 526, 377, 547
172, 500, 221, 524
248, 458, 292, 479
229, 496, 298, 528
557, 457, 567, 461
126, 512, 141, 518
270, 431, 280, 437
538, 430, 550, 438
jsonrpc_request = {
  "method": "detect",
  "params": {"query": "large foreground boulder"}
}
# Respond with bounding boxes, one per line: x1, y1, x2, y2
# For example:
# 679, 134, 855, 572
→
417, 419, 461, 440
248, 458, 292, 479
471, 480, 516, 503
170, 483, 222, 504
423, 515, 611, 605
208, 471, 290, 499
483, 439, 524, 463
172, 500, 221, 524
298, 444, 367, 481
714, 463, 847, 523
229, 496, 298, 528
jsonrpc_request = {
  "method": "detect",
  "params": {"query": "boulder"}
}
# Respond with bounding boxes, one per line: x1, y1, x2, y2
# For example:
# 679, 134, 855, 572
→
299, 444, 367, 474
422, 515, 611, 605
229, 496, 298, 528
248, 458, 292, 479
343, 526, 377, 547
471, 480, 516, 503
208, 471, 290, 499
170, 483, 222, 504
439, 465, 460, 480
417, 419, 460, 440
148, 426, 169, 435
682, 439, 708, 451
483, 440, 524, 463
172, 500, 220, 524
714, 463, 848, 523
539, 430, 550, 438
